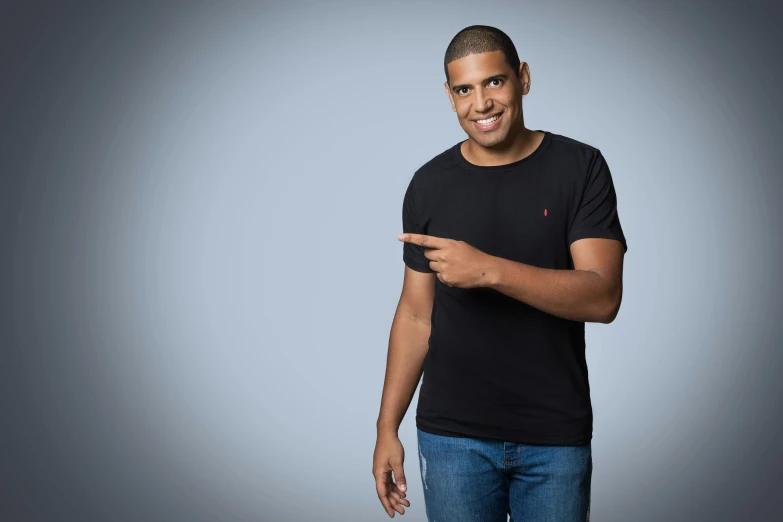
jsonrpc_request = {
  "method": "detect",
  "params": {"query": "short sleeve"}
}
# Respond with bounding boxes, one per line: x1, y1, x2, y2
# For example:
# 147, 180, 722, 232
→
402, 176, 434, 273
568, 151, 628, 253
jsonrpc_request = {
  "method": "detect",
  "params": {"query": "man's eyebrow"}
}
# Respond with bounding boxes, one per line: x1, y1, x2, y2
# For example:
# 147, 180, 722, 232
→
451, 74, 508, 92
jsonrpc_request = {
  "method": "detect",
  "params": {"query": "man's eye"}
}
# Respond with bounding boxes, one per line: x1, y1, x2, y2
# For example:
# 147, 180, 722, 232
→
458, 88, 468, 94
490, 79, 502, 86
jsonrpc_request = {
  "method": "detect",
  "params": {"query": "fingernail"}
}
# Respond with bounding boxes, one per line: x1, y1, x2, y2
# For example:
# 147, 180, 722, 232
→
400, 484, 406, 491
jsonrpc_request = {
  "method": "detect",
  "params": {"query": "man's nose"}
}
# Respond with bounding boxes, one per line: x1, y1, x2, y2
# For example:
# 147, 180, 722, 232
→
474, 88, 492, 112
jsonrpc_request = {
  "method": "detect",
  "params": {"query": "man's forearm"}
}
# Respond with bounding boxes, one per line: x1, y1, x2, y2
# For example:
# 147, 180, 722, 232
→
376, 311, 431, 435
485, 256, 618, 323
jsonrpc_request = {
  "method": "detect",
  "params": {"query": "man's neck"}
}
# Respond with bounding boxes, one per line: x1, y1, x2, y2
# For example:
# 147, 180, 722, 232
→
461, 128, 545, 167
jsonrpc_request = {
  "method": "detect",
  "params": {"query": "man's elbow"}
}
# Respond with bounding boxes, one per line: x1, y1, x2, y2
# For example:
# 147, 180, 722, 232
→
600, 291, 622, 323
596, 282, 622, 324
600, 306, 619, 324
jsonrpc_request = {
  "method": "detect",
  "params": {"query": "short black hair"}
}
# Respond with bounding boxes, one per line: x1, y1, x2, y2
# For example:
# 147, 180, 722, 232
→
444, 25, 521, 85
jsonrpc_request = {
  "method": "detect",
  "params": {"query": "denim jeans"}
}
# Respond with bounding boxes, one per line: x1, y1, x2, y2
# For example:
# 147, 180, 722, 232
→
416, 428, 592, 522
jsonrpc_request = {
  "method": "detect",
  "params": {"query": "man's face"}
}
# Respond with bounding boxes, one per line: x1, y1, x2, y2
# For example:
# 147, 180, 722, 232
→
444, 50, 529, 148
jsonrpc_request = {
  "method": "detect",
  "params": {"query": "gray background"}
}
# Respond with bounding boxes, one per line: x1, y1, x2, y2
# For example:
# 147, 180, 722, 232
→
2, 1, 781, 521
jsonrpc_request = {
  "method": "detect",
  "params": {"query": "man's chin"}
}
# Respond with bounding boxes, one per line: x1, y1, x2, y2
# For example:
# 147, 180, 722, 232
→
469, 132, 507, 148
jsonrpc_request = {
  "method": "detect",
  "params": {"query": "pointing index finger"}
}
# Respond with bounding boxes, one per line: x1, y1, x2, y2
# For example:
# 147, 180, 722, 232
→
398, 233, 447, 248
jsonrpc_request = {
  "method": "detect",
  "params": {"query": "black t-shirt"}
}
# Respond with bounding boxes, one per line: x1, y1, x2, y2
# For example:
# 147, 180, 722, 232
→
402, 130, 627, 446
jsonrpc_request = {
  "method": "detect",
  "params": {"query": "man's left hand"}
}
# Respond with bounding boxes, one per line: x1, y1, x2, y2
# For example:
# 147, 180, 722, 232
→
398, 233, 496, 288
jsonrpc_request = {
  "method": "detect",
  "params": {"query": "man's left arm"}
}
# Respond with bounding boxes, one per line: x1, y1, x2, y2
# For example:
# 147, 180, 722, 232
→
485, 237, 625, 323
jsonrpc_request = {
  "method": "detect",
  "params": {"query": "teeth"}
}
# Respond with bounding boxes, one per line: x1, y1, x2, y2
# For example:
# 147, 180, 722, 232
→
477, 114, 500, 125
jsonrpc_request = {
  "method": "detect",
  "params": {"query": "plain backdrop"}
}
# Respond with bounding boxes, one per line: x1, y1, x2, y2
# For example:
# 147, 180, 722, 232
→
2, 1, 782, 521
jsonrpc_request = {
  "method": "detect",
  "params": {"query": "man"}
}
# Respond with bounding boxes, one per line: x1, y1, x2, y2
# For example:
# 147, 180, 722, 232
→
373, 25, 626, 522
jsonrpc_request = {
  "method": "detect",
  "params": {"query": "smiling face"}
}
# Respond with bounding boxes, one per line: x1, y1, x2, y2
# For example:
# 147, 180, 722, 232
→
444, 50, 530, 148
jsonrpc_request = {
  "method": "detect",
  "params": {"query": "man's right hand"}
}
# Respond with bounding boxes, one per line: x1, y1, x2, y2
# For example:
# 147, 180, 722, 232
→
373, 432, 412, 517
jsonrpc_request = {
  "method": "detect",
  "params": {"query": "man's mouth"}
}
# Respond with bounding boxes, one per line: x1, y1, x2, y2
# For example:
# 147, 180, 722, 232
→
473, 112, 502, 130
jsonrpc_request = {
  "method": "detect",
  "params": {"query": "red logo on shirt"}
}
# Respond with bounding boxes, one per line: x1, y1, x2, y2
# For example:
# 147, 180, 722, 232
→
544, 208, 548, 216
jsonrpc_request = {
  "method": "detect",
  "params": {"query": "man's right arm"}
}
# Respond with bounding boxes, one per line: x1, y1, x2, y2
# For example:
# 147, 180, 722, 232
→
376, 265, 436, 436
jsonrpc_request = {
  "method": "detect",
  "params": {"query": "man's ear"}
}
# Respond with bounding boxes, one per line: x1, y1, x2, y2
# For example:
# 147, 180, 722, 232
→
444, 82, 456, 111
518, 62, 531, 94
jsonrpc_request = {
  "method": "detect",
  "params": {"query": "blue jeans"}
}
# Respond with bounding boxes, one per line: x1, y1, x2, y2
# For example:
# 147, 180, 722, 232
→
416, 428, 592, 522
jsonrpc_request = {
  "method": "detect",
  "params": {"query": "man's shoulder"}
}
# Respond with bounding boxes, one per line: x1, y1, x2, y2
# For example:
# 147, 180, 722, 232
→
550, 132, 602, 171
550, 132, 600, 155
409, 141, 460, 187
416, 142, 459, 174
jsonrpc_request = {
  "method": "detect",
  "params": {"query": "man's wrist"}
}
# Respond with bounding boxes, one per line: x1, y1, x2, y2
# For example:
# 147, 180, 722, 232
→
376, 420, 399, 436
484, 254, 504, 289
